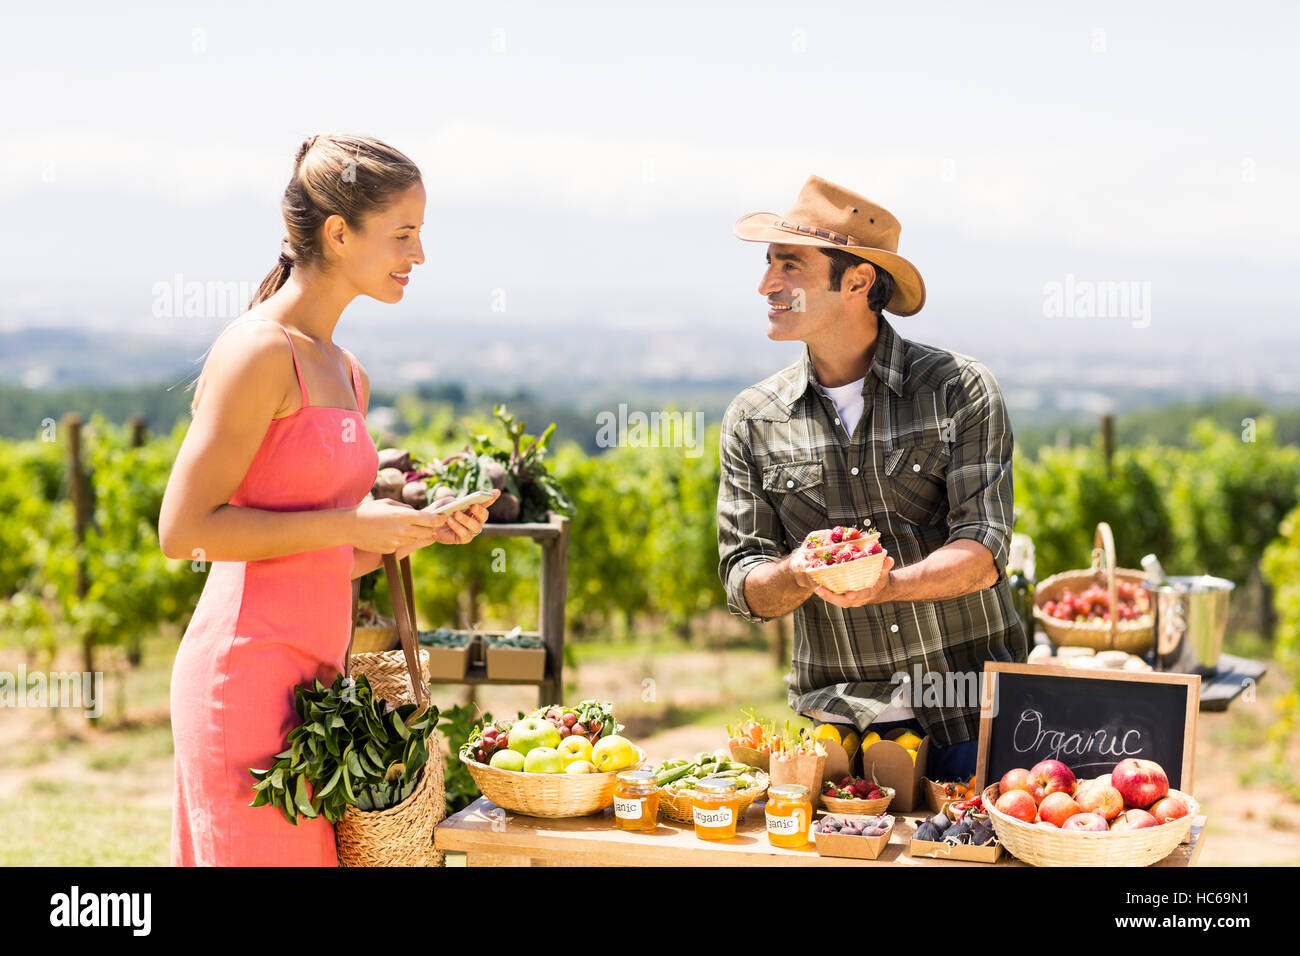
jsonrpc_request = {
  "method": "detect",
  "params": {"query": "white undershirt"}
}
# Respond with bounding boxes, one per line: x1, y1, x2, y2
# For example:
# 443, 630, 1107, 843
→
816, 377, 867, 438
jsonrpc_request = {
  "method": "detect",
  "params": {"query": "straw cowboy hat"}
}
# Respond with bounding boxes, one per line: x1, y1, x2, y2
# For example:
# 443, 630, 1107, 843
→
734, 175, 926, 316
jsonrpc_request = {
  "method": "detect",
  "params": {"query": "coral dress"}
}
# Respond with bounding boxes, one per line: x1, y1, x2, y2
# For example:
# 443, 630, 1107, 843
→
170, 321, 377, 866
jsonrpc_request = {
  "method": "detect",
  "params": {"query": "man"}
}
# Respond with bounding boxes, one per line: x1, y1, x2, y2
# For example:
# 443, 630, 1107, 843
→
716, 175, 1028, 780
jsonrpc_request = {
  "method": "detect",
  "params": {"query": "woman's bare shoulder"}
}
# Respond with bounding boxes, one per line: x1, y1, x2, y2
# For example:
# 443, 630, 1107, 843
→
192, 315, 293, 415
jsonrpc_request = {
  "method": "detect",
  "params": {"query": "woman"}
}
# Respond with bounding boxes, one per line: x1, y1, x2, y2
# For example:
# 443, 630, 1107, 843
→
159, 133, 496, 866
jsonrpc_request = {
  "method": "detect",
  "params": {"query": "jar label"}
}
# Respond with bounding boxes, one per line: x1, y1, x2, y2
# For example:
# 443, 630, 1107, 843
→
693, 805, 734, 828
766, 810, 803, 834
613, 797, 642, 820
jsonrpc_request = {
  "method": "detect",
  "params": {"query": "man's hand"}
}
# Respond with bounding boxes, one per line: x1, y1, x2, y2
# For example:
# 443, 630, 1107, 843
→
813, 555, 896, 607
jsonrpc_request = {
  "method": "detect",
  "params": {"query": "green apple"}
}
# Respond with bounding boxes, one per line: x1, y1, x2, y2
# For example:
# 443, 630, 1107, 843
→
557, 735, 594, 766
508, 717, 562, 756
489, 749, 525, 772
523, 746, 564, 774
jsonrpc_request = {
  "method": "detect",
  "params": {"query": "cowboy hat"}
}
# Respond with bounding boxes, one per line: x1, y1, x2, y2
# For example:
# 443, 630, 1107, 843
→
734, 175, 926, 316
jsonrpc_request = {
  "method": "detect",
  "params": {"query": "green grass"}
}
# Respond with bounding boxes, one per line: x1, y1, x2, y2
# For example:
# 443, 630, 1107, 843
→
0, 798, 169, 866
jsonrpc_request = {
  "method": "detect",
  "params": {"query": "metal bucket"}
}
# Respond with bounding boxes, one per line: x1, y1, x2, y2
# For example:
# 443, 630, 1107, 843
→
1146, 576, 1235, 674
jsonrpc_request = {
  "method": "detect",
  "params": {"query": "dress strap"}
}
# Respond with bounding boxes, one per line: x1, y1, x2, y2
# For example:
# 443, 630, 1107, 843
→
343, 348, 364, 415
275, 324, 310, 409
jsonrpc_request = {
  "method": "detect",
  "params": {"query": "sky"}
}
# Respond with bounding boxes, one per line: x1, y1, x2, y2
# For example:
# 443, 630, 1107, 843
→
2, 0, 1298, 394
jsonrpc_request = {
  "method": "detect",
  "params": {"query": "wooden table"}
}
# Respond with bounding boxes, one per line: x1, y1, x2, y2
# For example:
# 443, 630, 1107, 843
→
435, 797, 1207, 867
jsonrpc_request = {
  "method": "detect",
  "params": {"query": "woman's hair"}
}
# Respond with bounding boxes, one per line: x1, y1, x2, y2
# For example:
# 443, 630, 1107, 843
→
249, 133, 423, 308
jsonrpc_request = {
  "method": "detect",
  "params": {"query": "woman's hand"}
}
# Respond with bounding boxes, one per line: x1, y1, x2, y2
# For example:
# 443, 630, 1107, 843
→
349, 497, 448, 554
422, 489, 500, 545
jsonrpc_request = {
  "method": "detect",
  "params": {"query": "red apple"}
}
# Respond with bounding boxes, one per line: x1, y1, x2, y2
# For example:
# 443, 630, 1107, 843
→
1063, 811, 1110, 831
1111, 759, 1169, 809
1149, 794, 1190, 824
1094, 773, 1112, 789
1038, 791, 1085, 827
1110, 808, 1158, 830
995, 788, 1038, 823
1027, 759, 1077, 803
999, 768, 1032, 794
1075, 781, 1125, 821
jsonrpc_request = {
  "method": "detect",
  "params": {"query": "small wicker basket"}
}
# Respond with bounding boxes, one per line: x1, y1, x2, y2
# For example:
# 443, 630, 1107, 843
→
336, 731, 447, 867
820, 786, 894, 816
1032, 522, 1155, 654
800, 528, 887, 593
658, 772, 769, 824
460, 747, 647, 818
983, 783, 1199, 867
350, 648, 430, 707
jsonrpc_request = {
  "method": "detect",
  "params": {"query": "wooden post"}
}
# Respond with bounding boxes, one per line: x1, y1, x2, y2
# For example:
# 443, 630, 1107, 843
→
773, 615, 788, 672
125, 415, 149, 667
64, 414, 93, 675
538, 513, 569, 708
129, 414, 147, 448
1101, 413, 1114, 476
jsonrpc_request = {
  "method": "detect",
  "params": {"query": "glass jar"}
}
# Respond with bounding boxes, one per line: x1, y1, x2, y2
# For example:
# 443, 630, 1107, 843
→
765, 783, 812, 848
613, 770, 659, 833
692, 776, 740, 841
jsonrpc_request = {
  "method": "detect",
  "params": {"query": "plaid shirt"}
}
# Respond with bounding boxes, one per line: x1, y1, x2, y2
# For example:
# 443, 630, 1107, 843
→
717, 316, 1029, 747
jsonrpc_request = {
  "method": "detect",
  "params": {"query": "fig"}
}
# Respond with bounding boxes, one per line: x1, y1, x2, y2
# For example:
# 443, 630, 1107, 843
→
971, 823, 996, 846
488, 491, 520, 523
930, 812, 951, 832
914, 822, 941, 841
377, 448, 413, 473
402, 480, 429, 508
372, 467, 406, 502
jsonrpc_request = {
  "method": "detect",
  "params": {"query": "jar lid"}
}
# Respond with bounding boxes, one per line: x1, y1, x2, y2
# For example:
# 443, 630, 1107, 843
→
617, 770, 656, 785
697, 775, 739, 793
769, 783, 809, 800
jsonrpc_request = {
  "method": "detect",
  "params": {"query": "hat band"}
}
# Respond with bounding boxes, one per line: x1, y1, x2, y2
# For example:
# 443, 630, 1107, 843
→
773, 219, 861, 247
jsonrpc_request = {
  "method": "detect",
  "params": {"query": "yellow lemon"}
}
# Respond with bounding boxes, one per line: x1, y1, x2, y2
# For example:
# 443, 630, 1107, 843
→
896, 732, 923, 751
841, 731, 861, 760
909, 750, 918, 764
813, 724, 843, 747
861, 731, 882, 751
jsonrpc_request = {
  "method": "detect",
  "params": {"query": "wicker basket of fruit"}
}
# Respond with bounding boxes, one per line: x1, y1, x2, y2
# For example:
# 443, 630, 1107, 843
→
654, 752, 769, 824
1032, 522, 1154, 653
458, 702, 643, 817
984, 758, 1200, 867
820, 776, 894, 814
800, 525, 888, 593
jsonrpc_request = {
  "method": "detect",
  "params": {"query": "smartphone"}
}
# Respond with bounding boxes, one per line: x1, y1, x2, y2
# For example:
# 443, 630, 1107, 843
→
429, 489, 496, 515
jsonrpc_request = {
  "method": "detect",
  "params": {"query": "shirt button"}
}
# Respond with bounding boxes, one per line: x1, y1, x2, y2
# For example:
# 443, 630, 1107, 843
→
890, 624, 899, 633
834, 418, 841, 425
912, 463, 921, 472
786, 479, 794, 488
851, 467, 859, 476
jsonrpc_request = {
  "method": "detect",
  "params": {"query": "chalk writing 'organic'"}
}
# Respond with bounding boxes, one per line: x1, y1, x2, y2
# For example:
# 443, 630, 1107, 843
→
1012, 709, 1143, 762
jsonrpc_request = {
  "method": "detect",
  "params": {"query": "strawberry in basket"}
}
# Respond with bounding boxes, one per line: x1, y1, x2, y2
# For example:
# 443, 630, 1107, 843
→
800, 525, 889, 592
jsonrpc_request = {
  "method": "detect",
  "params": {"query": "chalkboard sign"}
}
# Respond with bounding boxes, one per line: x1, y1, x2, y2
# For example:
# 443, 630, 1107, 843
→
976, 663, 1200, 792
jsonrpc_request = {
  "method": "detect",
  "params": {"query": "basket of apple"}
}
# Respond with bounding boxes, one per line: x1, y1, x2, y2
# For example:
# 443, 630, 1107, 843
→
1031, 522, 1154, 654
458, 701, 645, 817
800, 525, 888, 593
984, 757, 1199, 866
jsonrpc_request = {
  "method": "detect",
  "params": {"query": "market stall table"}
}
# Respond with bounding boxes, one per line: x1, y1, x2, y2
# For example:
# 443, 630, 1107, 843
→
435, 797, 1207, 867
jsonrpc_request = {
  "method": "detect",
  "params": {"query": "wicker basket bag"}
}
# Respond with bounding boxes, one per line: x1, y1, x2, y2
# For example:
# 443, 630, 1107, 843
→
1032, 522, 1155, 654
336, 552, 445, 866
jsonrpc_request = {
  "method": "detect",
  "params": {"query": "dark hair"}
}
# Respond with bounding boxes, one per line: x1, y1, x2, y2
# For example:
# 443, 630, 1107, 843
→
819, 248, 895, 315
249, 133, 423, 308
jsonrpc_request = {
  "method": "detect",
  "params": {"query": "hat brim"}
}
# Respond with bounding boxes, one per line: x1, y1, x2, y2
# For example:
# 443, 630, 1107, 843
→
734, 212, 926, 316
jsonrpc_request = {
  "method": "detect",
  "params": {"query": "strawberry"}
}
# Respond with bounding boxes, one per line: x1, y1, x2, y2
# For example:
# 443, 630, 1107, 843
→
830, 526, 844, 544
867, 541, 883, 555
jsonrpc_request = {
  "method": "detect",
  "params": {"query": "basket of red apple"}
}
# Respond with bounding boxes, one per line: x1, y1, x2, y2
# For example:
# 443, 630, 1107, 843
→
800, 525, 888, 593
1032, 522, 1154, 654
820, 775, 894, 814
458, 702, 645, 817
984, 758, 1199, 866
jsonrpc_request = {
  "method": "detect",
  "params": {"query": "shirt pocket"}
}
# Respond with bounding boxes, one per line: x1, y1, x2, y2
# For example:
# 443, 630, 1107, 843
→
882, 443, 951, 526
761, 459, 827, 540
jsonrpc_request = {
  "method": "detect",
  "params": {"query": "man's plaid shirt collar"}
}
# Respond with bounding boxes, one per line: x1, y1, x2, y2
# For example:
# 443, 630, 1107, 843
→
770, 314, 907, 411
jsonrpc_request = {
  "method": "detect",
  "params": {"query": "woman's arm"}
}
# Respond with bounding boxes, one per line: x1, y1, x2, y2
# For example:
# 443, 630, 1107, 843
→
159, 323, 438, 562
